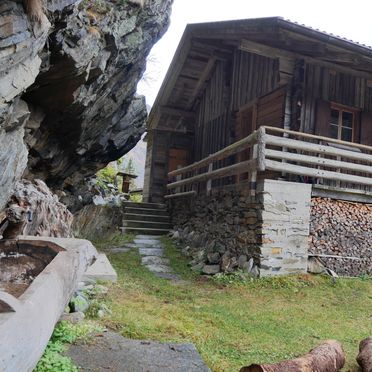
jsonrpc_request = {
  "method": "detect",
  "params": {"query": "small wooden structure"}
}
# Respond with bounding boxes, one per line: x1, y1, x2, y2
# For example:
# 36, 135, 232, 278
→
116, 172, 137, 194
143, 17, 372, 203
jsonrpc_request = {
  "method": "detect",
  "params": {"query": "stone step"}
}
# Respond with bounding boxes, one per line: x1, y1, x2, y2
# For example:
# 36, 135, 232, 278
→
123, 202, 167, 210
124, 207, 169, 216
120, 227, 170, 236
123, 213, 170, 223
123, 220, 172, 229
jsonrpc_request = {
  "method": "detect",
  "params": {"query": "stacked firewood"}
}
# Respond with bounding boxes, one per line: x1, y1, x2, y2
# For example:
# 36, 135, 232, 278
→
309, 198, 372, 277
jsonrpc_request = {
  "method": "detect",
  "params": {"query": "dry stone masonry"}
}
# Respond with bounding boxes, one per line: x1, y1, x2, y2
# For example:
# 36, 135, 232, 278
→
170, 180, 312, 277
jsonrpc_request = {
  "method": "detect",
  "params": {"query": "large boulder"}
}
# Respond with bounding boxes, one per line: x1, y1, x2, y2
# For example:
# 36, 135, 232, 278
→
0, 0, 173, 212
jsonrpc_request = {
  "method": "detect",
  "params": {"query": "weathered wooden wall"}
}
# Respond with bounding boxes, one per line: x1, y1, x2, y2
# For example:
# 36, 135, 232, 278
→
301, 63, 372, 134
143, 130, 193, 203
231, 49, 279, 111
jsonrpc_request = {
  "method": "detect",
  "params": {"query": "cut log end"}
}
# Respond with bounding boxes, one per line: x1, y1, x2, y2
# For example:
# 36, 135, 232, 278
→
240, 340, 345, 372
357, 337, 372, 372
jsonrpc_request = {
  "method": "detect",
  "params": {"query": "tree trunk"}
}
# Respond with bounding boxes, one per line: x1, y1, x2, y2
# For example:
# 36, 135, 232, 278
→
357, 337, 372, 372
240, 340, 345, 372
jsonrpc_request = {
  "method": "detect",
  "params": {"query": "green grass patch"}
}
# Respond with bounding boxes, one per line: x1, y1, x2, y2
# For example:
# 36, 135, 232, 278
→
99, 238, 372, 372
92, 233, 135, 252
35, 321, 103, 372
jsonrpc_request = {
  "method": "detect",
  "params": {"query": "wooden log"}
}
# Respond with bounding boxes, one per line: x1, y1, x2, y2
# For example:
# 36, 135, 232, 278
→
265, 159, 372, 187
164, 191, 196, 199
265, 134, 372, 164
167, 159, 257, 189
357, 337, 372, 372
168, 131, 258, 177
263, 125, 372, 153
240, 340, 345, 372
265, 148, 372, 175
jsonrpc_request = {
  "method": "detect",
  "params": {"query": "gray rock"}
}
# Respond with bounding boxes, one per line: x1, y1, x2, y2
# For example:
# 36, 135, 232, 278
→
207, 252, 220, 265
0, 0, 173, 214
60, 311, 85, 324
191, 262, 204, 272
242, 258, 254, 273
67, 331, 211, 371
202, 264, 220, 275
238, 255, 248, 268
250, 265, 260, 278
70, 295, 89, 313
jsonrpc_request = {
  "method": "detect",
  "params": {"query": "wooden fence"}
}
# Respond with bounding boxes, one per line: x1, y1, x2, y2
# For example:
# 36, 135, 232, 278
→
165, 126, 372, 199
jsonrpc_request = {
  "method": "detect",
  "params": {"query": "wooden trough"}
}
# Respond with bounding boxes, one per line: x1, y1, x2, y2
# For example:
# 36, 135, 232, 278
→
0, 236, 97, 372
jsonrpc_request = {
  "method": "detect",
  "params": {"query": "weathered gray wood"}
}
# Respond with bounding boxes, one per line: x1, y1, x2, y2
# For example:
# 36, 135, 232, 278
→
265, 149, 372, 174
257, 127, 266, 171
264, 125, 372, 152
159, 106, 196, 118
168, 131, 258, 177
308, 253, 361, 260
240, 39, 372, 80
168, 159, 257, 189
265, 159, 372, 186
265, 134, 372, 163
164, 191, 197, 199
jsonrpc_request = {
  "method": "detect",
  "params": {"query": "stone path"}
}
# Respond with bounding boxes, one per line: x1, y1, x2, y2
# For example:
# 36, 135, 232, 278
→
110, 235, 184, 283
67, 331, 211, 372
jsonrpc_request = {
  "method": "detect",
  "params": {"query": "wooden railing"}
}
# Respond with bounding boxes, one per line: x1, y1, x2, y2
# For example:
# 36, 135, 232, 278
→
165, 126, 372, 199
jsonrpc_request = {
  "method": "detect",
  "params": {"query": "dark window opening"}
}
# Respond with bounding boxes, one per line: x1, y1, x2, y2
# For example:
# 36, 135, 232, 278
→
329, 107, 355, 142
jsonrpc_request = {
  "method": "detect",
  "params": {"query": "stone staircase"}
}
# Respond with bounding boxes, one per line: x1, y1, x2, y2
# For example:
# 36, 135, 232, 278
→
121, 202, 171, 236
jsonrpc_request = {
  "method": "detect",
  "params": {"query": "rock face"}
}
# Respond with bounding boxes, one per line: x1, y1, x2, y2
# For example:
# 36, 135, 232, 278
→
0, 0, 173, 212
2, 179, 73, 237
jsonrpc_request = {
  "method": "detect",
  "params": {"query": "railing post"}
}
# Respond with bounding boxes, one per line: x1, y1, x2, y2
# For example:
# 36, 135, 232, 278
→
206, 160, 213, 195
257, 126, 266, 172
249, 144, 258, 197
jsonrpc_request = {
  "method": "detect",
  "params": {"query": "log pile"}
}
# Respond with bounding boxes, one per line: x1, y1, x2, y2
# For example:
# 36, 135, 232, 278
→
309, 198, 372, 277
240, 340, 345, 372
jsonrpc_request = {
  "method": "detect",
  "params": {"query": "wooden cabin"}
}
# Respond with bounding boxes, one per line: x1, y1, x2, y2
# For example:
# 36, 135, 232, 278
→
144, 17, 372, 204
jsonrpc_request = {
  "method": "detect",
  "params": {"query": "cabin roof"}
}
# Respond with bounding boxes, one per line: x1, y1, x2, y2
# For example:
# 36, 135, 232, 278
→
148, 17, 372, 131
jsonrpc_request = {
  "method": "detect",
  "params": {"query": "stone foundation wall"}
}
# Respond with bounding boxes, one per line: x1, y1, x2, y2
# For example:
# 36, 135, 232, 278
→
170, 187, 261, 276
309, 198, 372, 276
170, 180, 312, 277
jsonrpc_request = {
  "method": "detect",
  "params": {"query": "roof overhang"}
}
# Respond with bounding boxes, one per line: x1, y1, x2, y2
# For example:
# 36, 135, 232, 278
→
148, 17, 372, 131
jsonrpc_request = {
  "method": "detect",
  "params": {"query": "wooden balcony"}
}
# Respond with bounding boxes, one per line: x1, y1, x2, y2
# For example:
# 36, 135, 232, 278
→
166, 126, 372, 201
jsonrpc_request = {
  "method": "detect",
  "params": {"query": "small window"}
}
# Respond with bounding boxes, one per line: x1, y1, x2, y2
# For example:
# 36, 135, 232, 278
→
329, 106, 355, 142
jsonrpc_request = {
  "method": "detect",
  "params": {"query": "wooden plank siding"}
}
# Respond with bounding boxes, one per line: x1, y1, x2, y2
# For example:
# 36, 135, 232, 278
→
301, 62, 371, 134
230, 50, 280, 112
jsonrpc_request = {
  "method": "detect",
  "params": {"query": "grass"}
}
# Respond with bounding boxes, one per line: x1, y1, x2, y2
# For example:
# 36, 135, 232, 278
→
98, 237, 372, 372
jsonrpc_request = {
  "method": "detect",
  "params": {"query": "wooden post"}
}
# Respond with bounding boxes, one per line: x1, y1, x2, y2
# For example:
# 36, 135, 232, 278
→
206, 161, 213, 195
249, 144, 258, 196
257, 127, 266, 172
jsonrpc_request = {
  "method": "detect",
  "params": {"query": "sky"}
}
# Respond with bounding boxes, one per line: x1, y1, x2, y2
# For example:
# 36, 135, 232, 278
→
137, 0, 372, 106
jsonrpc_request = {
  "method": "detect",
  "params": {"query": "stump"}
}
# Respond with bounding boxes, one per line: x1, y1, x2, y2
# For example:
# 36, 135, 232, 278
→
240, 340, 345, 372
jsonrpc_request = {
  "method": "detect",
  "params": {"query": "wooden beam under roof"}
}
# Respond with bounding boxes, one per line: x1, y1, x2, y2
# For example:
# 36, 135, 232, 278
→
159, 105, 196, 118
187, 56, 217, 109
240, 39, 372, 79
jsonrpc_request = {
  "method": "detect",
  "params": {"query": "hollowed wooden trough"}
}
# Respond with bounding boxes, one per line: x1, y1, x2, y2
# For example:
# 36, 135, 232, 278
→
0, 236, 98, 372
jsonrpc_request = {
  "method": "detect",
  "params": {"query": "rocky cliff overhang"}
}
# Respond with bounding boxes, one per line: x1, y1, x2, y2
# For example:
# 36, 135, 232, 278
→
0, 0, 173, 211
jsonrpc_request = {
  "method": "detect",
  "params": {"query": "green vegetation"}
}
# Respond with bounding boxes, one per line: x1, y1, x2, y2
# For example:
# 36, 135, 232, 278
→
35, 321, 103, 372
92, 232, 135, 252
98, 237, 372, 372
